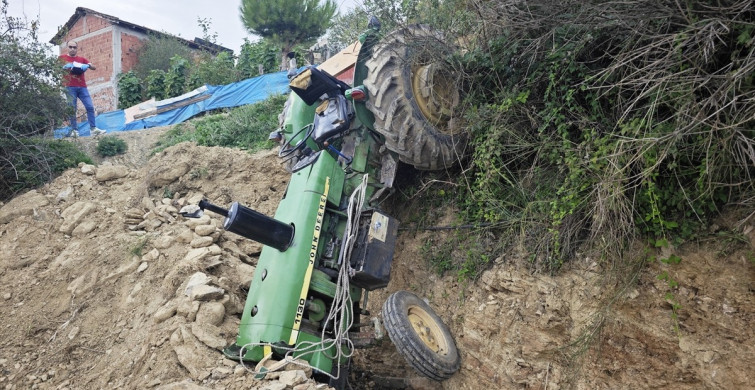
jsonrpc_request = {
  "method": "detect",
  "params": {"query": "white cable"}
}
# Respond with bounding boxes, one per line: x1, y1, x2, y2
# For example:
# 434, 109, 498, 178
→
238, 175, 370, 381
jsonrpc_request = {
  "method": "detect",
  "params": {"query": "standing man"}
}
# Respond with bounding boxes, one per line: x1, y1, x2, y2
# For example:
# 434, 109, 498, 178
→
59, 41, 105, 137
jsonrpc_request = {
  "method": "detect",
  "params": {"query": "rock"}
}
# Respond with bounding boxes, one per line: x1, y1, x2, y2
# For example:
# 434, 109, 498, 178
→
155, 381, 212, 390
220, 294, 244, 315
153, 235, 175, 249
190, 323, 226, 350
260, 382, 287, 390
32, 207, 48, 221
210, 367, 232, 380
201, 255, 223, 270
283, 359, 313, 378
56, 186, 74, 203
67, 326, 80, 340
103, 256, 141, 281
176, 229, 195, 243
149, 162, 191, 187
195, 301, 225, 326
236, 263, 256, 287
183, 245, 222, 265
184, 214, 211, 229
71, 220, 97, 236
187, 193, 205, 205
0, 190, 50, 224
143, 248, 160, 261
190, 236, 214, 248
137, 218, 162, 231
95, 165, 129, 182
59, 201, 96, 235
194, 225, 216, 236
80, 164, 96, 175
185, 272, 212, 296
66, 270, 99, 295
3, 293, 11, 300
278, 370, 308, 387
170, 325, 214, 380
177, 300, 201, 322
137, 262, 149, 272
154, 302, 177, 323
190, 285, 225, 301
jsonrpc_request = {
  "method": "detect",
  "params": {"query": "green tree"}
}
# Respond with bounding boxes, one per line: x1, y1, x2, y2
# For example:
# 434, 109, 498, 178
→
239, 0, 338, 69
237, 38, 280, 78
0, 0, 91, 200
191, 51, 237, 86
164, 55, 189, 97
133, 34, 192, 80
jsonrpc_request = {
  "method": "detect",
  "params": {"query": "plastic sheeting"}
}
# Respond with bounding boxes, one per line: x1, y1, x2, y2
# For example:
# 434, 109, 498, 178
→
54, 71, 291, 138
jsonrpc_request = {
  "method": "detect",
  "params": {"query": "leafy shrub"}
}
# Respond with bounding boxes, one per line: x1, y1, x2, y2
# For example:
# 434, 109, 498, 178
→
191, 51, 237, 86
164, 55, 189, 98
96, 136, 128, 157
132, 34, 192, 80
457, 0, 755, 272
0, 2, 92, 201
144, 69, 167, 100
237, 39, 280, 78
117, 71, 142, 109
153, 93, 288, 153
1, 138, 92, 200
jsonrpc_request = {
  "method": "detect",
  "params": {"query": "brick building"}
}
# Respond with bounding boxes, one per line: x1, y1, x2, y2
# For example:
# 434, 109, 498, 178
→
50, 7, 231, 114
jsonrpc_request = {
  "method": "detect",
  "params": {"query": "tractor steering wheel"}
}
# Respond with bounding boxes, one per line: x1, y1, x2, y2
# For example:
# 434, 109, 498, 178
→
278, 124, 314, 159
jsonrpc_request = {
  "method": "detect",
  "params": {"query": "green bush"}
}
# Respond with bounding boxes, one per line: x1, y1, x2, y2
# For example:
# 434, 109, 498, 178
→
0, 2, 91, 201
117, 71, 142, 109
96, 136, 128, 157
164, 55, 189, 97
153, 93, 288, 153
145, 69, 167, 100
132, 34, 192, 80
456, 0, 755, 272
1, 138, 92, 201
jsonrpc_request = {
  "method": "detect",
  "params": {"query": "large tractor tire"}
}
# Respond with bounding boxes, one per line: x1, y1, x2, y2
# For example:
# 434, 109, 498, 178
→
382, 291, 460, 381
363, 25, 467, 170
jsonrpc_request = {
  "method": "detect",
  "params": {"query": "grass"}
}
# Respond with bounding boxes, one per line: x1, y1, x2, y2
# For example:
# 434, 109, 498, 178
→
152, 93, 288, 154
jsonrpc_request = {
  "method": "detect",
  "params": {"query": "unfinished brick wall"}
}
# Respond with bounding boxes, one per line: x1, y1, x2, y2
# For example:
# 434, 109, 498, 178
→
120, 32, 145, 73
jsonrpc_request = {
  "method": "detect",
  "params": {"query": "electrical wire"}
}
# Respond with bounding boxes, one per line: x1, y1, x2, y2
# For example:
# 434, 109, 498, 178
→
238, 175, 370, 381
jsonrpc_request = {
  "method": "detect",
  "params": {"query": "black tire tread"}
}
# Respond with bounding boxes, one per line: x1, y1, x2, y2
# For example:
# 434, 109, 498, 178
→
363, 25, 466, 171
382, 291, 460, 381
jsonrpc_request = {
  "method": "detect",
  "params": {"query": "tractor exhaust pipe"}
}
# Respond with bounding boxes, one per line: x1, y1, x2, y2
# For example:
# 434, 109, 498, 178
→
181, 200, 294, 251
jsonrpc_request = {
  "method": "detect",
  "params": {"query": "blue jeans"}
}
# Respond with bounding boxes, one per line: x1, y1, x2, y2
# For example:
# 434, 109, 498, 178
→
66, 86, 96, 132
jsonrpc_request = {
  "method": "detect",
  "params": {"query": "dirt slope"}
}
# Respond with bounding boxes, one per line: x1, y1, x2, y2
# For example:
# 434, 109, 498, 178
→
0, 130, 753, 390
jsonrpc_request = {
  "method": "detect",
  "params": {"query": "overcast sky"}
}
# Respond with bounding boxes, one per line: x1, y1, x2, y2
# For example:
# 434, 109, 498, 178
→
8, 0, 361, 53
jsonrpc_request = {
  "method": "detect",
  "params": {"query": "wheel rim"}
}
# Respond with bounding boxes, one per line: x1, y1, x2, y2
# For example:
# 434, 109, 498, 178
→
407, 305, 450, 355
411, 63, 460, 135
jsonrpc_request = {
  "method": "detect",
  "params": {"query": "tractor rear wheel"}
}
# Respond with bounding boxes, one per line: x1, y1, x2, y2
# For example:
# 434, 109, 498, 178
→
382, 290, 460, 381
363, 25, 467, 170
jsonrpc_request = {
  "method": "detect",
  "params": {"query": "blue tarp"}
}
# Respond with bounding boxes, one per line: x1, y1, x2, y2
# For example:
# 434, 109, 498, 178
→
54, 71, 291, 138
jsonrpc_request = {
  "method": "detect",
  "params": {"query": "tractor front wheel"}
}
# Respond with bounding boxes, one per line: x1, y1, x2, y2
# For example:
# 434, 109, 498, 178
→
382, 290, 460, 381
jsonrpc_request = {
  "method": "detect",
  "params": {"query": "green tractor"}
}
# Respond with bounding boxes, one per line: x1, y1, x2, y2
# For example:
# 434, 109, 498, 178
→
182, 21, 466, 387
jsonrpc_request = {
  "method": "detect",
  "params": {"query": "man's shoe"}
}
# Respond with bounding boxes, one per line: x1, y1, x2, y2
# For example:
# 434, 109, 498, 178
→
92, 128, 106, 136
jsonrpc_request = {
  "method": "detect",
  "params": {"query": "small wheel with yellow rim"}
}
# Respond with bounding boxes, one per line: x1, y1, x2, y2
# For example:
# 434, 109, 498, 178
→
382, 290, 460, 381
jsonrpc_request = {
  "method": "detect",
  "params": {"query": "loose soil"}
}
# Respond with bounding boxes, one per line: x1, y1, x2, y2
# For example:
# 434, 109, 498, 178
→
0, 128, 752, 390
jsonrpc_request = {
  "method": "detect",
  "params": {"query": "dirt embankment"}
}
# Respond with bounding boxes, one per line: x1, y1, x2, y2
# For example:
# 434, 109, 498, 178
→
0, 130, 753, 390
